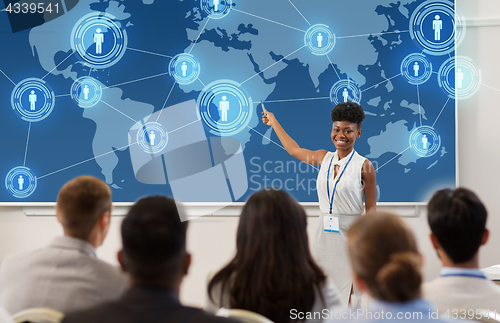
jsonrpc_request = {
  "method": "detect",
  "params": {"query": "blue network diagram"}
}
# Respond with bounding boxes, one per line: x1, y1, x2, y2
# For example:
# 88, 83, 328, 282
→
0, 0, 472, 203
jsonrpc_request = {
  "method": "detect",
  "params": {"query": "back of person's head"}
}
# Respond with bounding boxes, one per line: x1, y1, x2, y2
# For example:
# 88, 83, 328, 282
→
427, 188, 487, 264
121, 196, 188, 287
347, 212, 421, 303
56, 176, 111, 240
331, 102, 365, 128
209, 188, 326, 323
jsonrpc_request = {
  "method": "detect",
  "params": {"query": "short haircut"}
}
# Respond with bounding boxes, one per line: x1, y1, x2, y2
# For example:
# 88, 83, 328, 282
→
427, 188, 487, 264
121, 196, 188, 285
56, 176, 111, 240
331, 102, 365, 128
347, 212, 421, 303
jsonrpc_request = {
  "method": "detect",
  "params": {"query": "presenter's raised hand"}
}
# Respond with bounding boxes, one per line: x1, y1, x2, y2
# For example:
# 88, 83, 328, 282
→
262, 111, 276, 127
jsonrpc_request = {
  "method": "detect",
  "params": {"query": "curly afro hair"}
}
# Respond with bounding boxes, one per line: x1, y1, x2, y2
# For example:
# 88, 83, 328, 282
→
331, 102, 365, 128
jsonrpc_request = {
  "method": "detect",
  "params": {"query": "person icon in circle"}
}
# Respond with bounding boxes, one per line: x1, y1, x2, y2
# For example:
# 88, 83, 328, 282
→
18, 175, 24, 190
29, 90, 37, 111
422, 134, 429, 150
343, 88, 349, 103
219, 96, 230, 122
94, 28, 104, 54
213, 0, 220, 11
433, 15, 443, 41
317, 32, 323, 48
83, 85, 90, 100
414, 62, 420, 77
456, 68, 464, 89
149, 131, 156, 146
181, 62, 188, 77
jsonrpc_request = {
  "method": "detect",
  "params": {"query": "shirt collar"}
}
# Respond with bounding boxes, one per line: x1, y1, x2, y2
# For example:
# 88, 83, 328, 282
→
440, 267, 486, 278
49, 236, 97, 257
333, 150, 355, 166
370, 298, 433, 313
123, 286, 180, 304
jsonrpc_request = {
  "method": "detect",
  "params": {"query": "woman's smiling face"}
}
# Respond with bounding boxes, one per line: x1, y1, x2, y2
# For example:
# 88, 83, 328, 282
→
331, 121, 361, 154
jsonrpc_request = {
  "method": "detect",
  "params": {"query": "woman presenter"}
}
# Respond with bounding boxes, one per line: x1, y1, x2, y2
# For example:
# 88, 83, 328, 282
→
262, 102, 377, 305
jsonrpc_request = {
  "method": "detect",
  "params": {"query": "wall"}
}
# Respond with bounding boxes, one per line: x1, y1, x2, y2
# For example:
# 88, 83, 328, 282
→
456, 0, 500, 279
0, 0, 499, 308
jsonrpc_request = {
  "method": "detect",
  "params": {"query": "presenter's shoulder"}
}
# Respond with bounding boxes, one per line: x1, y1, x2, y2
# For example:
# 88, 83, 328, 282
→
361, 158, 375, 174
318, 149, 330, 161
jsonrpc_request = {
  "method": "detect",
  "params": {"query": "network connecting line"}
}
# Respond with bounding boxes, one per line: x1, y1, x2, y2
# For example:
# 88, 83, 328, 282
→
23, 122, 31, 167
432, 97, 451, 128
247, 125, 285, 151
189, 17, 211, 54
326, 55, 341, 80
482, 83, 500, 94
127, 47, 174, 59
101, 72, 170, 90
375, 147, 411, 172
155, 82, 177, 123
37, 141, 140, 180
254, 97, 330, 104
100, 100, 139, 123
417, 84, 423, 127
41, 51, 75, 80
287, 0, 310, 26
361, 73, 401, 93
336, 30, 409, 40
0, 67, 16, 86
168, 119, 201, 135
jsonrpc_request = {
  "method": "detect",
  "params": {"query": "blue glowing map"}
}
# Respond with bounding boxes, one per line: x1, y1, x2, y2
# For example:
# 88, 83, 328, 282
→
0, 0, 469, 203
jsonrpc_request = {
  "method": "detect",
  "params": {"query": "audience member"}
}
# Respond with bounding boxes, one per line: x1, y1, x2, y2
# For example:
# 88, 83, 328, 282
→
0, 308, 13, 323
0, 176, 126, 315
63, 196, 237, 323
206, 188, 342, 323
327, 212, 447, 322
423, 188, 500, 312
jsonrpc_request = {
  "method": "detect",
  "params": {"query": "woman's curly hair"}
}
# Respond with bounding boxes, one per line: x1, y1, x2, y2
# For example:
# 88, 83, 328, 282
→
331, 102, 365, 128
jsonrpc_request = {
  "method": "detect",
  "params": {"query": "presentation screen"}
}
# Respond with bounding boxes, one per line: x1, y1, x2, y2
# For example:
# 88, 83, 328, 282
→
0, 0, 462, 203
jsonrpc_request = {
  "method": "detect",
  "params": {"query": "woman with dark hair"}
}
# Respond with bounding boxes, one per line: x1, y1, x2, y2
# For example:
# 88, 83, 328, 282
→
262, 102, 377, 304
205, 189, 342, 322
334, 212, 446, 322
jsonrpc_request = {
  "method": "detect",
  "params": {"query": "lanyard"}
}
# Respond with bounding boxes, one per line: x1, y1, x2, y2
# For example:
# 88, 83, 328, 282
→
327, 151, 355, 214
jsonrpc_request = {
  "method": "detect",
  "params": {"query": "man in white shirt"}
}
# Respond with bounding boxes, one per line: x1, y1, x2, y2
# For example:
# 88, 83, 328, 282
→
423, 188, 500, 314
0, 308, 13, 323
0, 176, 126, 315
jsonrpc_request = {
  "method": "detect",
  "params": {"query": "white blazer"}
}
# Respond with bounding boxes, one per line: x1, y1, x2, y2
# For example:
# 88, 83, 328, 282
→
0, 236, 127, 315
423, 275, 500, 313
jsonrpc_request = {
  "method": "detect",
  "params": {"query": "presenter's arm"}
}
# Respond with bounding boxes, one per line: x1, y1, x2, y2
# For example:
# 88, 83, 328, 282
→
262, 111, 327, 165
362, 159, 377, 213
